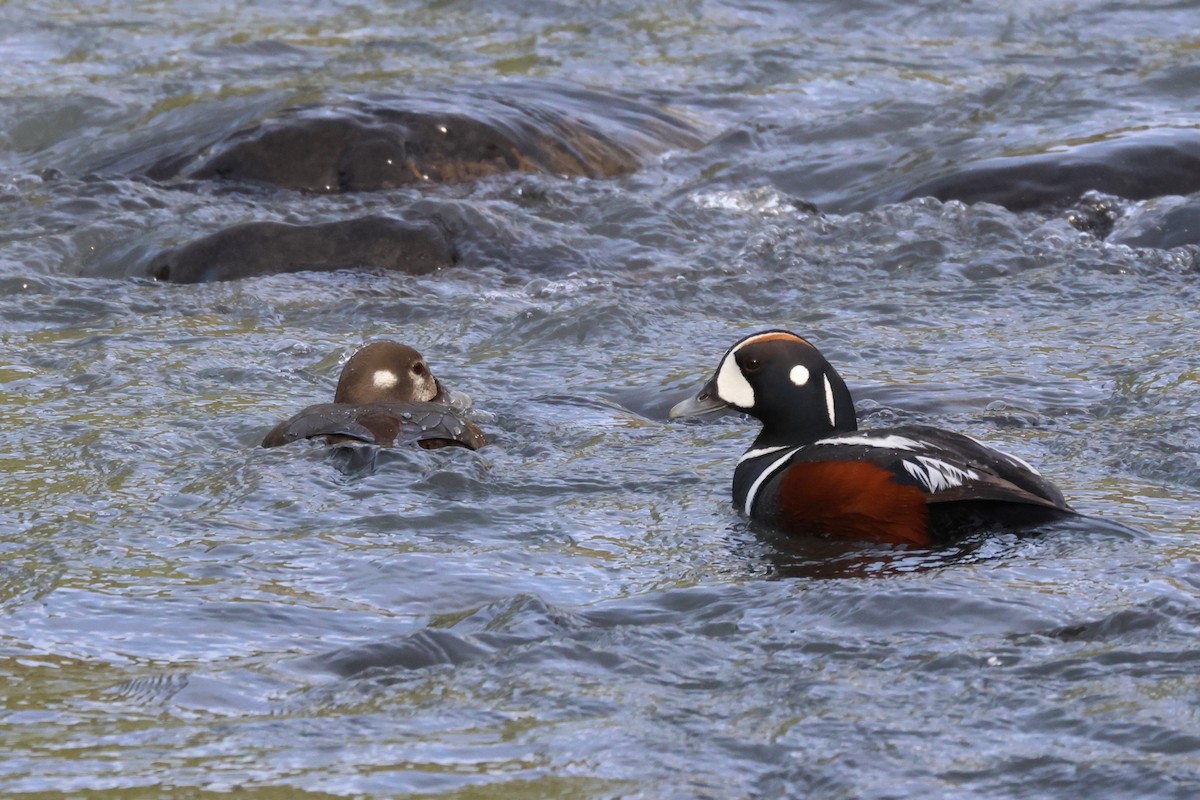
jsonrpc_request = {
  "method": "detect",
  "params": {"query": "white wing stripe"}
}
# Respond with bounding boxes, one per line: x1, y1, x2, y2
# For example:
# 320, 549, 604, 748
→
959, 433, 1042, 476
902, 456, 979, 493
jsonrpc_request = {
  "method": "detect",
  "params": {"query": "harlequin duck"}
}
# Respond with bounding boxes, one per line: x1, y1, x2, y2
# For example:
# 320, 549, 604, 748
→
669, 330, 1075, 545
262, 341, 486, 450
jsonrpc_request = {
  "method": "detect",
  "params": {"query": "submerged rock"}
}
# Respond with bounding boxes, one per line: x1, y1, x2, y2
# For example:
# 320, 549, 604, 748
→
1108, 194, 1200, 250
146, 214, 453, 283
903, 128, 1200, 211
1064, 193, 1123, 239
155, 88, 701, 192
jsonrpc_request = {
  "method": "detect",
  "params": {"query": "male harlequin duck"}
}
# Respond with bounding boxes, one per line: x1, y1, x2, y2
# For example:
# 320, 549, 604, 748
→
669, 330, 1075, 545
262, 341, 486, 450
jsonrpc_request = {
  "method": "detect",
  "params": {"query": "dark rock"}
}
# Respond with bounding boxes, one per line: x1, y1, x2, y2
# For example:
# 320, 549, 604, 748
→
294, 628, 493, 678
1064, 193, 1123, 239
903, 129, 1200, 211
165, 90, 701, 192
1109, 194, 1200, 249
147, 214, 454, 283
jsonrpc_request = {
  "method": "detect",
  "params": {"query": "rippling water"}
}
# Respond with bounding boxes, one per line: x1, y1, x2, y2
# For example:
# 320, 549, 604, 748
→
3, 1, 1200, 797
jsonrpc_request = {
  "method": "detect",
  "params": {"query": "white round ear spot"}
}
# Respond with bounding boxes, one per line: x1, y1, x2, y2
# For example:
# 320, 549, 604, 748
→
715, 352, 755, 408
373, 369, 399, 390
789, 365, 810, 387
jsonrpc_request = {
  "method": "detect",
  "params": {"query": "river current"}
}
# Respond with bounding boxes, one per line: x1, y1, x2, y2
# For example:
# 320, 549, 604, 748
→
2, 1, 1200, 798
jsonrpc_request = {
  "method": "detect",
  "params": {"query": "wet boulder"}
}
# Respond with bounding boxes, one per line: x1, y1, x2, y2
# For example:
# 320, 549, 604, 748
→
903, 129, 1200, 211
162, 89, 701, 192
146, 214, 454, 283
1108, 194, 1200, 250
1063, 193, 1123, 239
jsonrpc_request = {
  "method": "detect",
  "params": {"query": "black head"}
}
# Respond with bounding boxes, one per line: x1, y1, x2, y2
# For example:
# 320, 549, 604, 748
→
333, 341, 445, 405
669, 330, 858, 447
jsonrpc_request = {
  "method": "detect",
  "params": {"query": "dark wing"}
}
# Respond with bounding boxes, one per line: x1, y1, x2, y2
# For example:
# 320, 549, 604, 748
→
888, 424, 1072, 511
353, 402, 488, 450
262, 401, 487, 450
261, 403, 378, 447
803, 425, 1073, 512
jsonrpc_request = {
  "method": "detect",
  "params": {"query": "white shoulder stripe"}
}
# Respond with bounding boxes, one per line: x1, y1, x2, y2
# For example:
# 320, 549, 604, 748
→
743, 446, 801, 516
738, 445, 792, 464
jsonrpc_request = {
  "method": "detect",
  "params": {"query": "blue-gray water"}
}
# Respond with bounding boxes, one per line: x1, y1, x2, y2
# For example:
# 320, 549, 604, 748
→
3, 1, 1200, 797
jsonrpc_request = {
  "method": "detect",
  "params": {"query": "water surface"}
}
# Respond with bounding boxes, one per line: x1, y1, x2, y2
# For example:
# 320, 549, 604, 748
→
2, 1, 1200, 797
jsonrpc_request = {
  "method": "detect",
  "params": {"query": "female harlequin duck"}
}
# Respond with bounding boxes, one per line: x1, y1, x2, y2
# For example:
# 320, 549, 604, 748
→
669, 330, 1075, 545
262, 340, 486, 450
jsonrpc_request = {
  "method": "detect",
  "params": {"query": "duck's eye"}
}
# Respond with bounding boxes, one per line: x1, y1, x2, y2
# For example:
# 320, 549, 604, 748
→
412, 362, 427, 376
743, 357, 761, 373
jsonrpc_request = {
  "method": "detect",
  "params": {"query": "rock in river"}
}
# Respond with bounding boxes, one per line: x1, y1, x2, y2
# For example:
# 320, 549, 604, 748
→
155, 87, 701, 192
146, 215, 453, 283
902, 128, 1200, 211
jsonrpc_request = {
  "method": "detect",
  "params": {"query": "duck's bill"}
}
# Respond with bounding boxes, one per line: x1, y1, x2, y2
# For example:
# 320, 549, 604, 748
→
668, 381, 728, 418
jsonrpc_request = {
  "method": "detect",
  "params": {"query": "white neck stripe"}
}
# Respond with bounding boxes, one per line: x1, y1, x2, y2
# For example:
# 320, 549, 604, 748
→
744, 447, 801, 516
